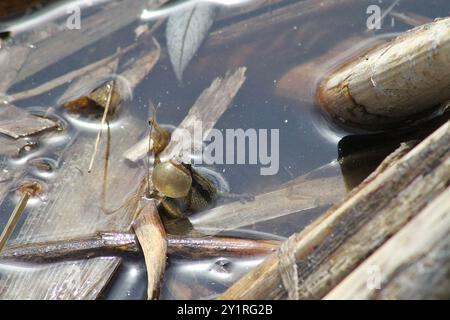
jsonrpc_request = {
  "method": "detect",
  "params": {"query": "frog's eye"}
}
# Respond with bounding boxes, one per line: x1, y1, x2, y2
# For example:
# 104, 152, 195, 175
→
152, 160, 192, 198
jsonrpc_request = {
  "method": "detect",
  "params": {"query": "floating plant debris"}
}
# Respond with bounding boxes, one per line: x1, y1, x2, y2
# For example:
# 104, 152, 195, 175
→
63, 80, 122, 115
0, 0, 449, 301
166, 2, 216, 81
0, 103, 57, 139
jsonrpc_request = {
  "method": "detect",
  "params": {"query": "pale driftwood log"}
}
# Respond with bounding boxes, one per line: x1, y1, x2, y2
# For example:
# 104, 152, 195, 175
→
220, 119, 449, 299
317, 17, 450, 129
190, 161, 346, 235
275, 36, 384, 104
325, 186, 450, 300
133, 200, 167, 300
124, 67, 247, 163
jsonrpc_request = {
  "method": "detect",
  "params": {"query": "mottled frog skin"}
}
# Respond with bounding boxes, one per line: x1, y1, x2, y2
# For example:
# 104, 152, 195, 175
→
160, 163, 218, 219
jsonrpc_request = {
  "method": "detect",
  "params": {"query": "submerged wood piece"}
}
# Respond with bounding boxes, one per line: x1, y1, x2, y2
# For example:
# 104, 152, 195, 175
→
0, 103, 57, 138
12, 0, 166, 84
325, 186, 450, 300
119, 38, 162, 90
124, 67, 247, 163
317, 17, 450, 129
207, 0, 366, 48
133, 200, 167, 300
0, 44, 30, 94
0, 257, 120, 299
0, 111, 145, 299
0, 49, 160, 299
9, 46, 133, 103
389, 11, 433, 27
190, 162, 346, 234
167, 236, 281, 258
220, 121, 450, 299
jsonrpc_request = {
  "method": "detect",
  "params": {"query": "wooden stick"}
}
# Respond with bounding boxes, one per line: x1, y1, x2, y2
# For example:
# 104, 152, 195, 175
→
389, 11, 433, 27
219, 120, 449, 299
88, 80, 115, 173
0, 232, 140, 262
0, 192, 30, 253
167, 236, 281, 258
325, 186, 450, 300
317, 17, 450, 129
133, 200, 167, 300
0, 232, 281, 262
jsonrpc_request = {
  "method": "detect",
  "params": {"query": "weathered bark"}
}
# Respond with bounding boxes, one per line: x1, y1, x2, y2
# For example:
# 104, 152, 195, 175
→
325, 186, 450, 300
317, 17, 450, 129
219, 120, 450, 299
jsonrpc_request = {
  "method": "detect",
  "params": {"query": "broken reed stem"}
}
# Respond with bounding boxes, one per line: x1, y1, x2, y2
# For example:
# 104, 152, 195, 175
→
133, 200, 167, 300
324, 186, 450, 300
88, 80, 115, 173
0, 192, 30, 253
219, 120, 450, 300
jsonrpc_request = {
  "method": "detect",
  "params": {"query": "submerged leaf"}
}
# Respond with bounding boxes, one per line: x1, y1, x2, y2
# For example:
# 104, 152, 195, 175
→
166, 2, 216, 81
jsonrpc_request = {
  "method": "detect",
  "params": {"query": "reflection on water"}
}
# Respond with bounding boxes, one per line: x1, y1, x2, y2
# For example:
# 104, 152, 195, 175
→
0, 0, 448, 299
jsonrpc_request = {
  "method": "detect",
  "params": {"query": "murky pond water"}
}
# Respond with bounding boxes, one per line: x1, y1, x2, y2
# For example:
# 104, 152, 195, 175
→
0, 0, 449, 299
